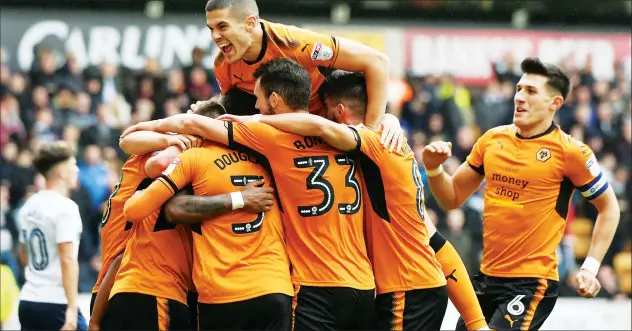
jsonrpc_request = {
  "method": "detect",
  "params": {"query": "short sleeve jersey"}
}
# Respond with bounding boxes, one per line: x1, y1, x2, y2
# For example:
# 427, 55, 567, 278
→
111, 195, 193, 305
92, 154, 152, 294
466, 123, 609, 281
157, 141, 293, 304
227, 121, 374, 289
352, 126, 446, 294
214, 20, 340, 115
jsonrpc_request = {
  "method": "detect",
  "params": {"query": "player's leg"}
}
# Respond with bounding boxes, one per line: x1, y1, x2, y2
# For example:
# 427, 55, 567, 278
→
197, 300, 248, 330
89, 292, 97, 315
455, 273, 497, 331
245, 293, 293, 331
429, 231, 488, 330
292, 285, 341, 331
159, 297, 191, 330
346, 289, 376, 330
487, 278, 559, 330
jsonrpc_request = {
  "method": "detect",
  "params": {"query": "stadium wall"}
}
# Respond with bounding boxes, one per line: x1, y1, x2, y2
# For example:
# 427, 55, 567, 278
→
2, 295, 631, 330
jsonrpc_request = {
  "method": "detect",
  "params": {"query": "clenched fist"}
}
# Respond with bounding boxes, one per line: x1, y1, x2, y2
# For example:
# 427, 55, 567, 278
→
421, 141, 453, 170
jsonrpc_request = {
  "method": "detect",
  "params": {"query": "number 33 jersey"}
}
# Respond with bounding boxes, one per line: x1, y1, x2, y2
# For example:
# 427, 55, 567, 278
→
18, 190, 83, 304
227, 122, 375, 290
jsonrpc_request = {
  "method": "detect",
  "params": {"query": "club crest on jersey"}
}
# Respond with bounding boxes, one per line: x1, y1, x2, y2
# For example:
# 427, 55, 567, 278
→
311, 41, 334, 61
536, 148, 551, 162
163, 158, 180, 175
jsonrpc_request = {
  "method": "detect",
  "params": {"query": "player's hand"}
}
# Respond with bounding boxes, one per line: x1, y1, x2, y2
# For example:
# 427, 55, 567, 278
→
380, 116, 405, 153
121, 120, 161, 138
421, 141, 452, 170
241, 179, 274, 213
576, 269, 601, 298
60, 307, 78, 330
217, 114, 257, 123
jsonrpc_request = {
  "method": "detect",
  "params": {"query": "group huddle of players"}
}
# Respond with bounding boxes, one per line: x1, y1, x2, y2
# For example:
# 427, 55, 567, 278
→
47, 0, 620, 331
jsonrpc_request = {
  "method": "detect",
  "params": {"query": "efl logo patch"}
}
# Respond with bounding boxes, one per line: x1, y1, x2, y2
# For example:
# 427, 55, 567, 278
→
586, 154, 601, 177
311, 41, 334, 61
163, 158, 180, 176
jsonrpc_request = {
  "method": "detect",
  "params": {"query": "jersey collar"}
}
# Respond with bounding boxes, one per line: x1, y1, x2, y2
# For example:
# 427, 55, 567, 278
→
515, 121, 557, 140
243, 22, 268, 65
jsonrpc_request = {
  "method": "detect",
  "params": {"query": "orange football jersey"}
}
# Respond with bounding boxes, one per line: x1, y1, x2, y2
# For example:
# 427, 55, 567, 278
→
154, 141, 293, 304
92, 154, 152, 294
466, 123, 609, 281
352, 126, 446, 294
226, 122, 374, 290
214, 19, 339, 114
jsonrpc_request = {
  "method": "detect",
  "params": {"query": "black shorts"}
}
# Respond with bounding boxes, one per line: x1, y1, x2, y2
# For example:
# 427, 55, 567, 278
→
89, 292, 113, 329
293, 285, 375, 331
107, 292, 191, 330
198, 293, 292, 331
19, 300, 88, 331
374, 286, 448, 331
187, 291, 198, 331
456, 272, 559, 331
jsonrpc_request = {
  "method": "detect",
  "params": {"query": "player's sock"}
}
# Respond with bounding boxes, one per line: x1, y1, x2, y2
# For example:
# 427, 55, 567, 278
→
430, 231, 488, 331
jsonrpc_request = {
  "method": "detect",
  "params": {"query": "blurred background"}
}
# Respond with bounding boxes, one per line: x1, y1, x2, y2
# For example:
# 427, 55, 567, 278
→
0, 0, 630, 329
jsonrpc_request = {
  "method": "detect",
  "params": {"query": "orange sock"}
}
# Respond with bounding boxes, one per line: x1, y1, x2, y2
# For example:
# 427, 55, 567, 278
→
430, 231, 487, 331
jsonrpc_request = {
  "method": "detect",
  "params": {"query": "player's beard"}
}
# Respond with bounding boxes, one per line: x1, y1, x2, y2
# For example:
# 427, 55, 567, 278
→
266, 100, 276, 115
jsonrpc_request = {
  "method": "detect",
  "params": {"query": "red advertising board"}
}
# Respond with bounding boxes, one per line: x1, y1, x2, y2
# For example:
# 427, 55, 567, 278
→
405, 28, 631, 85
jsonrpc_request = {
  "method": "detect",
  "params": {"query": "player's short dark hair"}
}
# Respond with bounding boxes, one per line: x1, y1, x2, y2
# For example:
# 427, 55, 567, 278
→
223, 87, 258, 116
520, 57, 571, 100
253, 58, 311, 111
319, 70, 367, 117
193, 96, 226, 119
33, 141, 75, 178
205, 0, 259, 17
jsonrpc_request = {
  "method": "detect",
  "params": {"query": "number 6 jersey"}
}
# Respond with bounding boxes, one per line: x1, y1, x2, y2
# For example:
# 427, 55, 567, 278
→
18, 190, 83, 304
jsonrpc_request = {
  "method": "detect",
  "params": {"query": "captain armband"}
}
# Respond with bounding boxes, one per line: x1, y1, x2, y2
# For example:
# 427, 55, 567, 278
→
578, 172, 609, 201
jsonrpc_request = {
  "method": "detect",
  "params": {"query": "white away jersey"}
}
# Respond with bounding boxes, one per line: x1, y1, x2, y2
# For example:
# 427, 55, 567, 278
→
18, 190, 82, 304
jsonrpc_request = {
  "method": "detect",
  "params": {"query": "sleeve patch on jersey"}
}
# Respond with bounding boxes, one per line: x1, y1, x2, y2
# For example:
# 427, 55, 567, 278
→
579, 172, 609, 200
163, 158, 180, 176
311, 41, 334, 61
585, 154, 601, 177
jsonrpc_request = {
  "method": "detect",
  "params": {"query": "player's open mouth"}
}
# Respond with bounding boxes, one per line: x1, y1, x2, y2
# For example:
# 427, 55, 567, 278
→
515, 106, 527, 113
219, 44, 233, 54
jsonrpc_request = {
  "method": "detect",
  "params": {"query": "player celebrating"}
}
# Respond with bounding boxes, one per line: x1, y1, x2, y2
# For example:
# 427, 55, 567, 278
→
18, 141, 87, 331
88, 131, 201, 330
205, 0, 404, 149
422, 57, 621, 330
219, 70, 490, 331
122, 58, 376, 330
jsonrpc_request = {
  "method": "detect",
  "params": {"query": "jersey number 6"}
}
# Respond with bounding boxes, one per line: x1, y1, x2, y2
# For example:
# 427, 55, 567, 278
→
293, 155, 361, 217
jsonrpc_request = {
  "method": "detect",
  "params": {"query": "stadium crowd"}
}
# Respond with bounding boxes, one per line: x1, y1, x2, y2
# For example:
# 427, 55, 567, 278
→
1, 45, 630, 298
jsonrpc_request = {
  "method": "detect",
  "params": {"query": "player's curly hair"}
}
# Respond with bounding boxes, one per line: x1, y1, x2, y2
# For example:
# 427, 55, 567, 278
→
33, 141, 75, 178
253, 58, 311, 111
520, 57, 571, 100
318, 70, 367, 117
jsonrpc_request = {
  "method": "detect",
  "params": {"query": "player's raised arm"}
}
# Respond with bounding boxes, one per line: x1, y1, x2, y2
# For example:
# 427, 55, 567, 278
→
422, 139, 486, 210
332, 37, 389, 129
566, 142, 621, 298
121, 113, 229, 146
221, 113, 359, 152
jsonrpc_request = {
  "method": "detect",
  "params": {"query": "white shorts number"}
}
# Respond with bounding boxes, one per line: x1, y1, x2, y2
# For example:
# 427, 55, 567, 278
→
507, 294, 526, 316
